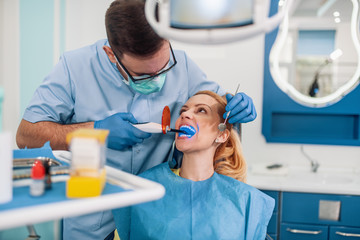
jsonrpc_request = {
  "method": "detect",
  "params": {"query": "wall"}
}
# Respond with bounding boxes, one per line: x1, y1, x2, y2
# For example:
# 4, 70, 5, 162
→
0, 0, 3, 130
0, 0, 19, 146
65, 0, 113, 51
1, 0, 360, 169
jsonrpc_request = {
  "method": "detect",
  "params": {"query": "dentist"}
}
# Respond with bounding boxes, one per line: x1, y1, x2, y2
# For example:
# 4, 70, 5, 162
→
16, 0, 257, 239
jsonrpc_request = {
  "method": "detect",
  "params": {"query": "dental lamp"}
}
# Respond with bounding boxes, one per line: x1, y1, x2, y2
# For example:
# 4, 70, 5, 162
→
145, 0, 293, 44
308, 49, 343, 97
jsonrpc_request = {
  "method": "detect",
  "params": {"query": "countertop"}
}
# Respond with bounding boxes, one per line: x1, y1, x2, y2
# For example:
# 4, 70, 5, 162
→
247, 163, 360, 196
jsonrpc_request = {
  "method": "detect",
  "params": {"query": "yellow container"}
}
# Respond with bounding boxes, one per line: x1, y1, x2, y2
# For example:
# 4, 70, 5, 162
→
67, 168, 106, 198
66, 129, 109, 198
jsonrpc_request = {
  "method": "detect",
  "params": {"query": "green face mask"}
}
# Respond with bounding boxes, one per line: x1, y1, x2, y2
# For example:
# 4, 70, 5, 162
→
129, 73, 166, 95
114, 55, 168, 95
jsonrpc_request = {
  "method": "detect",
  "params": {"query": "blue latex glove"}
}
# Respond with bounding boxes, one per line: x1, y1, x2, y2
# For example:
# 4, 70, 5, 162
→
94, 113, 151, 150
224, 92, 257, 124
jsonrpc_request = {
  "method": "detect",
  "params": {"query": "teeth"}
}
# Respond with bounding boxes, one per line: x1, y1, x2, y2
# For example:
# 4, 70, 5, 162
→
179, 125, 196, 138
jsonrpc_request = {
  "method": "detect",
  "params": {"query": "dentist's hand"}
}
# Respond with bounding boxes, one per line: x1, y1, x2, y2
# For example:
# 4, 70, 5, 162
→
224, 92, 257, 124
94, 113, 151, 150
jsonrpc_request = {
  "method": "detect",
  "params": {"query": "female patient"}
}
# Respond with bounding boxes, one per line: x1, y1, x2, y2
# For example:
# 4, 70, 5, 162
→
112, 90, 274, 240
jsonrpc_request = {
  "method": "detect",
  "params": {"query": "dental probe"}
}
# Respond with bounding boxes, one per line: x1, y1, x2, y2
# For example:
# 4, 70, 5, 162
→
218, 83, 240, 131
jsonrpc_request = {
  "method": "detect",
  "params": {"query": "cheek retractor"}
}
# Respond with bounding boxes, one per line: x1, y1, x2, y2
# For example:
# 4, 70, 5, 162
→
218, 83, 240, 131
179, 125, 196, 138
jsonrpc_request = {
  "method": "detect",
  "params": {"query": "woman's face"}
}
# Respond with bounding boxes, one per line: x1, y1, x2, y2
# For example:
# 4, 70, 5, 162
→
175, 94, 222, 153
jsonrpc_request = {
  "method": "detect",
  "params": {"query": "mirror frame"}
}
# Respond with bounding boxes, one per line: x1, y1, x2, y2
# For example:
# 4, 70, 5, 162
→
270, 0, 360, 107
262, 0, 360, 146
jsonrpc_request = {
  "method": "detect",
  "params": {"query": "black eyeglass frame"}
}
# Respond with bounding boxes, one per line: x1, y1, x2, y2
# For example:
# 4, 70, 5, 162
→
114, 44, 177, 83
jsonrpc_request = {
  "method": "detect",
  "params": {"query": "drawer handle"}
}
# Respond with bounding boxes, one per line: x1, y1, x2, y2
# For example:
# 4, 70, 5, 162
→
336, 231, 360, 237
286, 228, 322, 235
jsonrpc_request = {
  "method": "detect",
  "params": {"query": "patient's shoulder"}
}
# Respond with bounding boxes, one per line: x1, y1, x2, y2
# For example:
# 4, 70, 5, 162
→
139, 163, 171, 180
217, 173, 273, 201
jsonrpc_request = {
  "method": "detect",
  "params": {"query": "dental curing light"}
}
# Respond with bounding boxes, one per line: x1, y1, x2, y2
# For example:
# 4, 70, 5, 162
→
132, 106, 185, 134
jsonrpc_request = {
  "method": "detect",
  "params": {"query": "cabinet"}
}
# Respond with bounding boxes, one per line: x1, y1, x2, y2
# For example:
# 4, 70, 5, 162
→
261, 191, 360, 240
280, 192, 360, 240
330, 226, 360, 239
261, 190, 280, 240
280, 223, 328, 240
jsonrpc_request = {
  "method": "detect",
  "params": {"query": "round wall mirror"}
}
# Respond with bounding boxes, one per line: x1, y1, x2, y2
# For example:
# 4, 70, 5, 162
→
270, 0, 360, 107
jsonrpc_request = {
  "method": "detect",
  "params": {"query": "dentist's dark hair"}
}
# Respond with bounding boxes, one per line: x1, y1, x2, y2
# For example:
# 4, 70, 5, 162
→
105, 0, 164, 58
194, 91, 247, 182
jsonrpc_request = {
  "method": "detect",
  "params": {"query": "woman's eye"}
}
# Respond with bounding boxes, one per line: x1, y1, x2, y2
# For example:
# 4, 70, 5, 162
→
198, 108, 207, 113
179, 109, 186, 114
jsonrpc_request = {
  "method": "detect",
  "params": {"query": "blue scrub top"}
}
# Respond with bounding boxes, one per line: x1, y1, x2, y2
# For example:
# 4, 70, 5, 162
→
22, 39, 225, 239
113, 162, 275, 240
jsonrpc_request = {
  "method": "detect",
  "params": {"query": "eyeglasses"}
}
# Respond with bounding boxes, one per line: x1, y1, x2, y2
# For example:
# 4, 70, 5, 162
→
114, 44, 177, 83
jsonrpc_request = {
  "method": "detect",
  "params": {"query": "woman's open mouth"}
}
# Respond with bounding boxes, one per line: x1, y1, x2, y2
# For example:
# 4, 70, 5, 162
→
178, 125, 196, 138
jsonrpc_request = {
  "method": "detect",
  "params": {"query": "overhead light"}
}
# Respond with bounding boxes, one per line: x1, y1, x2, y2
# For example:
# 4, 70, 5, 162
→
333, 11, 340, 17
334, 17, 341, 23
145, 0, 293, 44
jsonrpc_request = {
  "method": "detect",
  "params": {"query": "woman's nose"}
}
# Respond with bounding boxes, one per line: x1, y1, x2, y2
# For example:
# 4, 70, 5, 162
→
181, 110, 193, 119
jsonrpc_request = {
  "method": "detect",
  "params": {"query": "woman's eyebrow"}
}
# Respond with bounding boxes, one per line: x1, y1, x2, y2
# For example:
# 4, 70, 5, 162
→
195, 103, 212, 111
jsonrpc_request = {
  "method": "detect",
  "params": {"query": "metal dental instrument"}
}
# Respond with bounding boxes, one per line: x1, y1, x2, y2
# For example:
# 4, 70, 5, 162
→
13, 165, 70, 180
218, 83, 240, 132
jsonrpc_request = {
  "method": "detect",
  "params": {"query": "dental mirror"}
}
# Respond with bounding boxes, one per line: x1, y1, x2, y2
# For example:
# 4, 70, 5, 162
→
218, 84, 240, 131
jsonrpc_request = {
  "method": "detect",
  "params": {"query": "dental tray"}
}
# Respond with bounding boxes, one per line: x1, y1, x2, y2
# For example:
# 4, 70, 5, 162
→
13, 157, 69, 180
0, 150, 165, 230
13, 157, 63, 169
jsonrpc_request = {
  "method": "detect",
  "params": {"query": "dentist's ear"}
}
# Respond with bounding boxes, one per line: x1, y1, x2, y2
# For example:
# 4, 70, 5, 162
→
214, 129, 230, 144
103, 46, 117, 63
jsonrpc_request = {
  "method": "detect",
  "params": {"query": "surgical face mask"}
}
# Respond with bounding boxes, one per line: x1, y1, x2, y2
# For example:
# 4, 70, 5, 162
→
129, 73, 167, 95
114, 55, 168, 95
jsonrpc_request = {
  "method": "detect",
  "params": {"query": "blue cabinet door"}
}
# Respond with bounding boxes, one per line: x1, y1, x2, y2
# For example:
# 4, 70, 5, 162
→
330, 226, 360, 240
262, 190, 279, 236
280, 223, 328, 240
267, 233, 277, 240
282, 192, 360, 227
268, 212, 278, 235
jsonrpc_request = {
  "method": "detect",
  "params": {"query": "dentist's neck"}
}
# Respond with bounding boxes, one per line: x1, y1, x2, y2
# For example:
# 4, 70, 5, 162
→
180, 151, 215, 181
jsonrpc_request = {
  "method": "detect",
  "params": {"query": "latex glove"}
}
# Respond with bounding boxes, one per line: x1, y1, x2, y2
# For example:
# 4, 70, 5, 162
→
224, 92, 257, 124
94, 113, 151, 150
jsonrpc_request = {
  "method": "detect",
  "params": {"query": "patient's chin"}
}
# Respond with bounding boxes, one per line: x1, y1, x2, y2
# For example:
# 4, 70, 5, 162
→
175, 140, 192, 153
